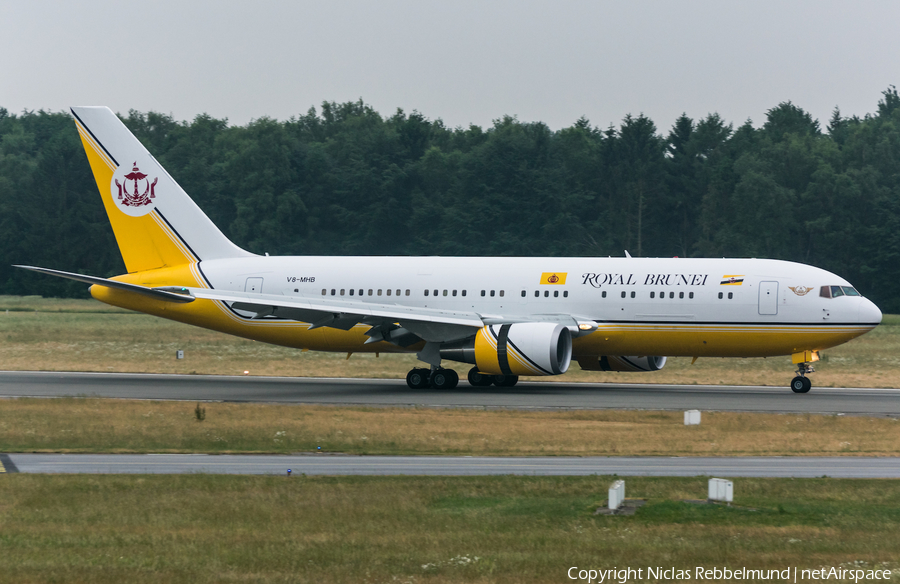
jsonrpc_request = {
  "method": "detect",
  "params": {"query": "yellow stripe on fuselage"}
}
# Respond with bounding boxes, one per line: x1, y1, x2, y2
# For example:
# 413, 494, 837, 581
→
573, 322, 874, 358
90, 268, 874, 361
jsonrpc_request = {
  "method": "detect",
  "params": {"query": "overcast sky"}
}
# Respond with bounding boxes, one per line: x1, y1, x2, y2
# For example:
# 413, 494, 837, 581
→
2, 1, 897, 133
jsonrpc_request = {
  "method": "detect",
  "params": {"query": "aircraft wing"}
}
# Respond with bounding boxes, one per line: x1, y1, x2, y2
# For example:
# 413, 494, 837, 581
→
189, 288, 485, 342
14, 266, 596, 344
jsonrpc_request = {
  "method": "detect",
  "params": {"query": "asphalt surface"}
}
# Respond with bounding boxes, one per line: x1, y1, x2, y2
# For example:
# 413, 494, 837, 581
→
3, 454, 899, 477
0, 371, 898, 415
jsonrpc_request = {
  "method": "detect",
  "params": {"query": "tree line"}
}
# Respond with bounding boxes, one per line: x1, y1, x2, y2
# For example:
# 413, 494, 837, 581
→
1, 88, 899, 312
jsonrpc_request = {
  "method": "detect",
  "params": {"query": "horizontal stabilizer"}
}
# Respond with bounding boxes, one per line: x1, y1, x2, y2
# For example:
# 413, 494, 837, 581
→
13, 265, 196, 304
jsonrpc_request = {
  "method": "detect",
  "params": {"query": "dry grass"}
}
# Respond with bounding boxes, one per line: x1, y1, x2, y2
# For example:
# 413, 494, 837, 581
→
0, 474, 897, 583
2, 398, 899, 456
1, 296, 898, 387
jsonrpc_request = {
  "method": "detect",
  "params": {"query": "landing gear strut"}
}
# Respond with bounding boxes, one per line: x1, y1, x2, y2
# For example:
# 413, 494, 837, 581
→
405, 367, 459, 390
790, 362, 814, 394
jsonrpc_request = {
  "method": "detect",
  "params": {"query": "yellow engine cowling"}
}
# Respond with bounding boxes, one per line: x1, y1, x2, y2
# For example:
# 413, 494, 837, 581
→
472, 323, 572, 376
576, 355, 667, 372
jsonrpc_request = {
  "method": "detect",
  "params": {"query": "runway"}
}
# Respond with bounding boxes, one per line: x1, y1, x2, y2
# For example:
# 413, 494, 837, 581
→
3, 453, 899, 478
0, 371, 898, 415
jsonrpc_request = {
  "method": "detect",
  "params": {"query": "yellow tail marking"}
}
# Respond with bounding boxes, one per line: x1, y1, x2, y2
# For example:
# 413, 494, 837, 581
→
76, 122, 195, 273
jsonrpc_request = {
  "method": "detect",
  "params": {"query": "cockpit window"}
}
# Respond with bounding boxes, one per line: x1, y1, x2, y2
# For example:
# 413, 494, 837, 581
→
821, 285, 862, 299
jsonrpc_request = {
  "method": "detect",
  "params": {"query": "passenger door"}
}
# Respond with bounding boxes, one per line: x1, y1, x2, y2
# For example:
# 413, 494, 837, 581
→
758, 281, 778, 315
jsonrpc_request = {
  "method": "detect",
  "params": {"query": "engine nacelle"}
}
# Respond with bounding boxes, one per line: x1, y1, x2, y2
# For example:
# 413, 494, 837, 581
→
576, 355, 667, 372
440, 323, 572, 376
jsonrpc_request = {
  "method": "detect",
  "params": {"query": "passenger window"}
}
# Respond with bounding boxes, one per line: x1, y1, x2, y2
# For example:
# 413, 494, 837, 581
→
433, 289, 438, 296
340, 289, 345, 296
386, 289, 391, 296
728, 292, 733, 299
544, 290, 549, 298
368, 289, 373, 296
294, 288, 298, 293
396, 289, 400, 296
377, 289, 382, 296
481, 290, 485, 297
453, 290, 458, 297
553, 290, 559, 298
669, 292, 674, 299
424, 290, 429, 296
535, 291, 539, 298
601, 291, 607, 298
331, 289, 336, 296
443, 290, 448, 296
630, 291, 636, 298
405, 290, 410, 296
462, 290, 467, 297
349, 289, 354, 296
718, 292, 723, 299
563, 291, 568, 298
521, 290, 526, 297
322, 289, 326, 295
679, 292, 684, 299
660, 291, 664, 299
831, 286, 844, 298
689, 292, 694, 299
490, 290, 495, 297
650, 292, 655, 299
359, 289, 363, 296
621, 291, 626, 298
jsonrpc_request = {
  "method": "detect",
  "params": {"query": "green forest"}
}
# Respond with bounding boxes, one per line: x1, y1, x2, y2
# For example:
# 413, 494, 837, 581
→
1, 89, 899, 312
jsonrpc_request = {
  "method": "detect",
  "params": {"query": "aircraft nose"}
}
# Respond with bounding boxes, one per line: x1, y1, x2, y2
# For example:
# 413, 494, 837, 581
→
859, 298, 882, 325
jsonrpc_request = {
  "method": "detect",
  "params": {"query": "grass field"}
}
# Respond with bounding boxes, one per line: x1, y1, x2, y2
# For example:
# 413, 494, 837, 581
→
2, 297, 898, 583
1, 296, 898, 388
1, 398, 899, 456
0, 474, 897, 583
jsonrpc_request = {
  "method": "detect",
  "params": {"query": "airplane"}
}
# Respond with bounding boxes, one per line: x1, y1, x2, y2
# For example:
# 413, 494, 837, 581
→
15, 106, 883, 393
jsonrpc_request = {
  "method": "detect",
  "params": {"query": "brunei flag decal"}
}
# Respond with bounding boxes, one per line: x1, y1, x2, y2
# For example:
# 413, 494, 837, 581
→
540, 272, 567, 285
720, 275, 744, 286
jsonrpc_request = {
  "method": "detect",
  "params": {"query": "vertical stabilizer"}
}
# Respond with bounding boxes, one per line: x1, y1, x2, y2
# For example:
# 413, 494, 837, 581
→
71, 106, 252, 273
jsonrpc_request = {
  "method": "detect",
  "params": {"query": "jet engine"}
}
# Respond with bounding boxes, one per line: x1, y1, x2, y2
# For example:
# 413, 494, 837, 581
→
440, 323, 572, 376
576, 355, 667, 372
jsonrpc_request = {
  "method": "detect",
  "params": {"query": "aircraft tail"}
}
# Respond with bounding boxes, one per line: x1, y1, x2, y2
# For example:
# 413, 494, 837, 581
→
71, 106, 252, 273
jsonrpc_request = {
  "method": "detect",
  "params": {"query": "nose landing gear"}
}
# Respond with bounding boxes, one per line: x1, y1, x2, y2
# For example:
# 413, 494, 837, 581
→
790, 361, 814, 393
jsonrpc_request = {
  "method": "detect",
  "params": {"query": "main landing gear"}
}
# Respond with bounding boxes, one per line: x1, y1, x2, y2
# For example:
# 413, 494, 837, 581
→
404, 366, 519, 389
790, 361, 814, 394
406, 367, 459, 390
467, 367, 518, 388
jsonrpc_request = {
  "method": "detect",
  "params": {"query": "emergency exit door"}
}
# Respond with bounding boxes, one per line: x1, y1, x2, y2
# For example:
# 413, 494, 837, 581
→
758, 281, 778, 315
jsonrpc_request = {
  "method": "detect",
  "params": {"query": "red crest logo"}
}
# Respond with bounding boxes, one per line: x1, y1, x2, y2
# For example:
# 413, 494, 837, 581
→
547, 274, 559, 283
115, 162, 158, 207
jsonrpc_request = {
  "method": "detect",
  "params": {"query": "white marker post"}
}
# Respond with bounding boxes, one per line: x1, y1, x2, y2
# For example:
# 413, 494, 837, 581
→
708, 478, 733, 503
684, 410, 701, 425
608, 480, 625, 511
